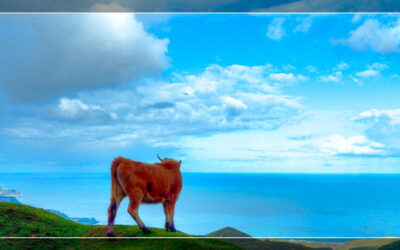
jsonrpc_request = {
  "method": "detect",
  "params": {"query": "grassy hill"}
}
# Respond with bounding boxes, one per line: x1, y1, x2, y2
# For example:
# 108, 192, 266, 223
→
1, 202, 400, 250
208, 227, 252, 237
208, 227, 321, 250
207, 227, 400, 250
379, 240, 400, 250
0, 202, 239, 249
345, 238, 398, 250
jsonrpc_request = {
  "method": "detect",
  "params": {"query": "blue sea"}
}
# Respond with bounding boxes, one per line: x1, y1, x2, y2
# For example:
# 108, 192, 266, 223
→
1, 173, 400, 237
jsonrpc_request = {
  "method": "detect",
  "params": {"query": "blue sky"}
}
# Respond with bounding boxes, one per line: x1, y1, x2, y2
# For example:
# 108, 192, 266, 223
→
1, 14, 400, 173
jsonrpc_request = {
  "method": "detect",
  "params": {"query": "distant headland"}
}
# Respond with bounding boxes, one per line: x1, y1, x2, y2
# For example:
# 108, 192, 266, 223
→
0, 187, 24, 204
0, 186, 98, 225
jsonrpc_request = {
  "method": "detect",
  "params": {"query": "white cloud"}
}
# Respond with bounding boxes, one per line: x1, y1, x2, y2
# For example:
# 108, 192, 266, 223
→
222, 96, 247, 118
353, 108, 400, 152
58, 98, 97, 117
319, 134, 384, 156
267, 17, 286, 40
295, 74, 308, 81
0, 14, 169, 102
282, 64, 296, 71
357, 69, 379, 77
354, 109, 400, 126
350, 75, 362, 85
320, 71, 342, 82
3, 64, 304, 150
269, 73, 307, 82
269, 73, 293, 81
370, 62, 388, 70
132, 64, 303, 131
334, 18, 400, 54
356, 63, 387, 78
306, 65, 317, 73
47, 98, 117, 123
179, 64, 276, 95
336, 62, 349, 70
294, 16, 313, 33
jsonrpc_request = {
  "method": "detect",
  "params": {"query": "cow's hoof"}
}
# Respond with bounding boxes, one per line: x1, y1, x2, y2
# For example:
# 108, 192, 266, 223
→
165, 222, 170, 231
141, 227, 151, 234
107, 231, 114, 237
170, 224, 177, 233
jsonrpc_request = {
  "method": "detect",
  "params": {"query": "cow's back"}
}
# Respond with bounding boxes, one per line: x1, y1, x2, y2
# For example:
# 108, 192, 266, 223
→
115, 157, 182, 202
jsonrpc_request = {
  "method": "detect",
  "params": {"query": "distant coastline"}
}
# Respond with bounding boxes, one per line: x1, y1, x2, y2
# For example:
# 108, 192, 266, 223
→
0, 187, 23, 204
47, 209, 99, 225
0, 196, 21, 204
0, 186, 98, 225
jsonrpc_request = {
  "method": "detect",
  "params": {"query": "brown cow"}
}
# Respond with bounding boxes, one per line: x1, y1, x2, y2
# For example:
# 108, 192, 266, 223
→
107, 155, 183, 236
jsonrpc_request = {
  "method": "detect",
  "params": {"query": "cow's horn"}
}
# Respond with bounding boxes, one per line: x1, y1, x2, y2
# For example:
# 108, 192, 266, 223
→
157, 154, 162, 161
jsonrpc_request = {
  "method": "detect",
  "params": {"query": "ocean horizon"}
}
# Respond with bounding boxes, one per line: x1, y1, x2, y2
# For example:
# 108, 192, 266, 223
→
1, 172, 400, 237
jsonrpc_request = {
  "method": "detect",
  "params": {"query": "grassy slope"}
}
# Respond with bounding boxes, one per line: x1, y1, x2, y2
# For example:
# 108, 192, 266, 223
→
208, 227, 314, 250
345, 239, 398, 250
0, 202, 239, 249
1, 202, 399, 250
281, 239, 399, 250
379, 241, 400, 250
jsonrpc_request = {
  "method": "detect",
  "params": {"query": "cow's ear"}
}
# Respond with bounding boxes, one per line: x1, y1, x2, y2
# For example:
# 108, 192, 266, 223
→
179, 160, 182, 165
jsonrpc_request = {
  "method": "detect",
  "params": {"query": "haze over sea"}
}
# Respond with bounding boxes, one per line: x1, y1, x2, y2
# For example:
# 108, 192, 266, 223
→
1, 172, 400, 237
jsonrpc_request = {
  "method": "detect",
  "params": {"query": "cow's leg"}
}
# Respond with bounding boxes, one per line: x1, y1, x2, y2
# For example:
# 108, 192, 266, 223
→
166, 199, 177, 232
127, 192, 150, 234
163, 201, 171, 231
107, 192, 125, 236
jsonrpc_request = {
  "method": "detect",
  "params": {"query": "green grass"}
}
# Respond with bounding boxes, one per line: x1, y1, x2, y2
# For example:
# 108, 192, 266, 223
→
378, 240, 400, 250
345, 239, 398, 250
287, 239, 399, 250
0, 202, 240, 249
2, 202, 399, 250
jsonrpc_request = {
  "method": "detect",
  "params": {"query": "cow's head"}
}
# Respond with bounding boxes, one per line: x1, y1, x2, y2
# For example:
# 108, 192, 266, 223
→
157, 154, 182, 167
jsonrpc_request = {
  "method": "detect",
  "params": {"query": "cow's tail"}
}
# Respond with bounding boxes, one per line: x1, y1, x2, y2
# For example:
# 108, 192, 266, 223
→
111, 157, 123, 194
107, 157, 125, 236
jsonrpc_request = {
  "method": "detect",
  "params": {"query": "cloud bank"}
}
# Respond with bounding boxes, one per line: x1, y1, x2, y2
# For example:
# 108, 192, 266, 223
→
0, 14, 169, 102
319, 134, 384, 156
3, 64, 304, 150
334, 18, 400, 54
